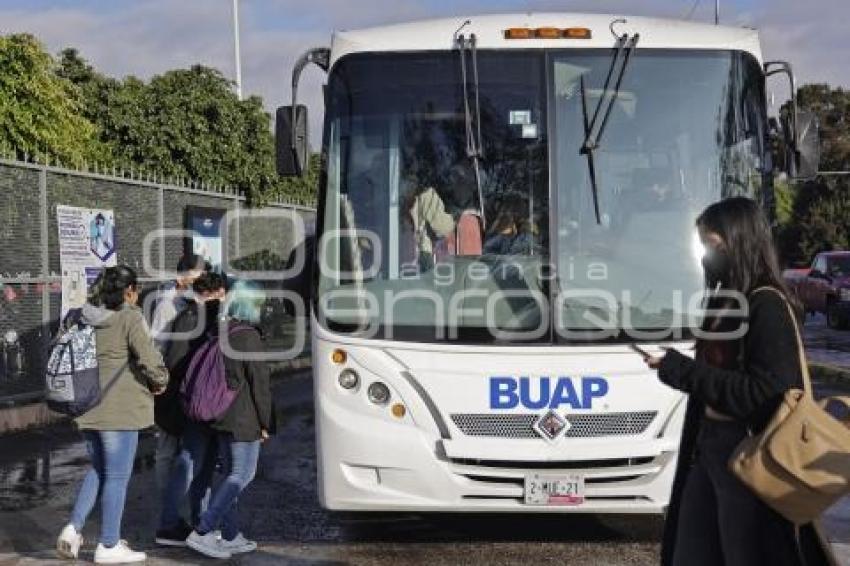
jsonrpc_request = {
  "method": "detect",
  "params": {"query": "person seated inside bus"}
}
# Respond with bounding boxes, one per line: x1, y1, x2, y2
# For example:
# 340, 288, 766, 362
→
483, 197, 537, 255
400, 182, 455, 271
514, 217, 542, 255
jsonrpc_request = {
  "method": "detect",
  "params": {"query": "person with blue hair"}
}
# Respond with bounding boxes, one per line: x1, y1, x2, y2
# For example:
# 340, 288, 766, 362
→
184, 279, 274, 559
225, 280, 266, 324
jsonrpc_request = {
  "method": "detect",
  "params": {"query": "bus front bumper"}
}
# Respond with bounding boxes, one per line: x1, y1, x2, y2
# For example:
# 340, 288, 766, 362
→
316, 393, 678, 514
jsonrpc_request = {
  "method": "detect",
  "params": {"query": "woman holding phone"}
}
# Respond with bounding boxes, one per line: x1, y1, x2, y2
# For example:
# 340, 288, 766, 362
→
642, 198, 806, 566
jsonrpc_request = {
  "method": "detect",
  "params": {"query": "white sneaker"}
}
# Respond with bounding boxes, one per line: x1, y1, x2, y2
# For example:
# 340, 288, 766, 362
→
56, 524, 83, 560
219, 532, 258, 554
186, 530, 232, 559
94, 540, 146, 564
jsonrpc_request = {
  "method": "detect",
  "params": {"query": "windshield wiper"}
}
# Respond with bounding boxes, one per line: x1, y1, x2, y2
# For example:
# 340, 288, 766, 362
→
455, 27, 487, 227
579, 33, 639, 224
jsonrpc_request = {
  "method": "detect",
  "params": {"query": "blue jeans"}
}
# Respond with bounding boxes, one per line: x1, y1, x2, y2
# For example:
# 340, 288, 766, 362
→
197, 435, 260, 540
159, 422, 217, 530
69, 430, 139, 547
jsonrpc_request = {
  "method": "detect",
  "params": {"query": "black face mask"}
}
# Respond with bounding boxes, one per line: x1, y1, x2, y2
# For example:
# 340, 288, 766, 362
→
702, 248, 731, 286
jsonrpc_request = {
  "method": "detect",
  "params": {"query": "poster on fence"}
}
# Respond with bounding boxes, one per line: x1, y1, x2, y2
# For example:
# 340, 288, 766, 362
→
185, 206, 224, 272
57, 205, 118, 316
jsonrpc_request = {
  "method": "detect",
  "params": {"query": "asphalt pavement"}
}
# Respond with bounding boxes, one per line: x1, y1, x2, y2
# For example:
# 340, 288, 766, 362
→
0, 370, 666, 565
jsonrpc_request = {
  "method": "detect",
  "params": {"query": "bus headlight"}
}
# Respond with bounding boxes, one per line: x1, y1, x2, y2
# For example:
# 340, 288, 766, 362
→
338, 369, 360, 389
367, 382, 391, 405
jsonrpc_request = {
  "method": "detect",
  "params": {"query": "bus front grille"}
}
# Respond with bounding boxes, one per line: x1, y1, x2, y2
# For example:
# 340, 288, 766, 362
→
450, 411, 657, 439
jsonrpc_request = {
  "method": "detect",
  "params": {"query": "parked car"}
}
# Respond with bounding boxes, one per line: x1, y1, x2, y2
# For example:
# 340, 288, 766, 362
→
784, 251, 850, 329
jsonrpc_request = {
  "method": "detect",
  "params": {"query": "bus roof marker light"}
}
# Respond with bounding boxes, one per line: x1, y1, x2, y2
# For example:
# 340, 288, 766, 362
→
504, 28, 533, 39
534, 27, 561, 39
391, 403, 406, 418
564, 27, 592, 39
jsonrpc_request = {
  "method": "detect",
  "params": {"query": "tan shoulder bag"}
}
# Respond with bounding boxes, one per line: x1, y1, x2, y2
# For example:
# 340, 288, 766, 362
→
729, 286, 850, 525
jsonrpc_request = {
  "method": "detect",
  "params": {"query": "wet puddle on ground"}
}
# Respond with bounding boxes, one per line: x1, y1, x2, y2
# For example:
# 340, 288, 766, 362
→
0, 424, 156, 512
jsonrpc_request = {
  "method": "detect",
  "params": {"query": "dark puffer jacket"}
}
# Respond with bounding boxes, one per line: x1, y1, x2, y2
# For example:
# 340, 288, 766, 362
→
211, 319, 274, 442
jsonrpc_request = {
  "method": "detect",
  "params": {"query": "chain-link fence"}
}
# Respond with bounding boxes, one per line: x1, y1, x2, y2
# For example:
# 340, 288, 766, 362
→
0, 158, 315, 404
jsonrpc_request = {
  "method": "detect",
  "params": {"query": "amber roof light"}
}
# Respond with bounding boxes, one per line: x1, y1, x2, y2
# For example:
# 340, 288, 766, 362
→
504, 27, 593, 40
504, 27, 533, 39
535, 27, 561, 39
564, 27, 593, 39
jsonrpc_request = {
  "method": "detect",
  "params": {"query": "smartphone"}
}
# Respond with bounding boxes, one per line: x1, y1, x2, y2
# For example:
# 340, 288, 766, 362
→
629, 343, 651, 358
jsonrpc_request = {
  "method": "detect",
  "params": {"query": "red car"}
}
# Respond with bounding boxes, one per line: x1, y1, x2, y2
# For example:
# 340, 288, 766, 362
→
784, 251, 850, 329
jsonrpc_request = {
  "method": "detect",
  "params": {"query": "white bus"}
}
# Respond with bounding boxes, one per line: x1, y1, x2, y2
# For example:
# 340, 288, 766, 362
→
275, 13, 817, 513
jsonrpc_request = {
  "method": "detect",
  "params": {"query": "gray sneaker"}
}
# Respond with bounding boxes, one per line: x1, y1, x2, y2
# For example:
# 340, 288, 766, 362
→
186, 530, 232, 559
220, 532, 258, 554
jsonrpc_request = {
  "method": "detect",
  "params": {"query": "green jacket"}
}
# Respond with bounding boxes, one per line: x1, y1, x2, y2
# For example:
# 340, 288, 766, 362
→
411, 187, 454, 256
74, 303, 169, 431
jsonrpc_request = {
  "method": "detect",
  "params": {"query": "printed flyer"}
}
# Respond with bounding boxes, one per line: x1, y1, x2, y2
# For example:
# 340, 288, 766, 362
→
57, 205, 118, 316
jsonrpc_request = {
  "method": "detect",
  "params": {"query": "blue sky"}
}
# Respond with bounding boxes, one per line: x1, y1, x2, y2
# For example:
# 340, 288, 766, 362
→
1, 0, 846, 140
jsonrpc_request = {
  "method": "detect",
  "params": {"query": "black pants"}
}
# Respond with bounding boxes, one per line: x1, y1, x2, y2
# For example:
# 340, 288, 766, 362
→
672, 419, 803, 566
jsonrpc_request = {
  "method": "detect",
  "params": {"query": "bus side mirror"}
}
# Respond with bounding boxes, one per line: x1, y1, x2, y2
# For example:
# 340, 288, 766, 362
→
773, 109, 819, 181
764, 61, 820, 181
794, 109, 819, 180
276, 105, 308, 177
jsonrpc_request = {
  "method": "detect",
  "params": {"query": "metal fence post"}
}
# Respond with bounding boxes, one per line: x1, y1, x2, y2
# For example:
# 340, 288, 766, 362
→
233, 194, 241, 260
39, 167, 50, 327
159, 186, 165, 275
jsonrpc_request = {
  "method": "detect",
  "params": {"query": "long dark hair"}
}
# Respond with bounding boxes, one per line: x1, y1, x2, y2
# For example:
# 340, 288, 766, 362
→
695, 198, 794, 367
90, 266, 138, 310
696, 197, 791, 298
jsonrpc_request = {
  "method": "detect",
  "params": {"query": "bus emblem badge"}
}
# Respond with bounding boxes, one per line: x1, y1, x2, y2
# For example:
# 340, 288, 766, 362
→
535, 410, 569, 440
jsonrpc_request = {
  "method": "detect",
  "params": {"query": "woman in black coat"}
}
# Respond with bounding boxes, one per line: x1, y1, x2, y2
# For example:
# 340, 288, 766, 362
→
644, 198, 808, 566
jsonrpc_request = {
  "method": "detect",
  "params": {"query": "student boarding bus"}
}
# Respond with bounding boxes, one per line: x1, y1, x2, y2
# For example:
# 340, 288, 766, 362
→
275, 13, 818, 513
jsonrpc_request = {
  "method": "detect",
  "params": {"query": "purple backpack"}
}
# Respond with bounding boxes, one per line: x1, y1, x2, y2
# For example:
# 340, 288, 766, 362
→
180, 325, 253, 422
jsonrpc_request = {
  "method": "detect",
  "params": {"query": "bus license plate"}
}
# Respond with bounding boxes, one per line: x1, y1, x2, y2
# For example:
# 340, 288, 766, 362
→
524, 473, 585, 506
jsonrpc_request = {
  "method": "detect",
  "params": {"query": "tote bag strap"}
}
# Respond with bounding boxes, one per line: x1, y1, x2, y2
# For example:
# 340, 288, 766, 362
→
749, 286, 812, 399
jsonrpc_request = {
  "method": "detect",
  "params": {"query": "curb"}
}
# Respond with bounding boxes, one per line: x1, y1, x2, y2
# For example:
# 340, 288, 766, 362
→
0, 402, 64, 435
0, 356, 313, 436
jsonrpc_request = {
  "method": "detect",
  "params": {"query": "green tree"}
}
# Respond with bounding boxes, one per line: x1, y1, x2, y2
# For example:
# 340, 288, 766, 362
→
270, 153, 321, 206
780, 178, 850, 263
0, 34, 103, 163
56, 47, 120, 138
57, 49, 316, 205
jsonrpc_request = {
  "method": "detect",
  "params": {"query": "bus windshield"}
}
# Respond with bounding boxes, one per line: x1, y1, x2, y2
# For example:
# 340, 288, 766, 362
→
317, 49, 767, 344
